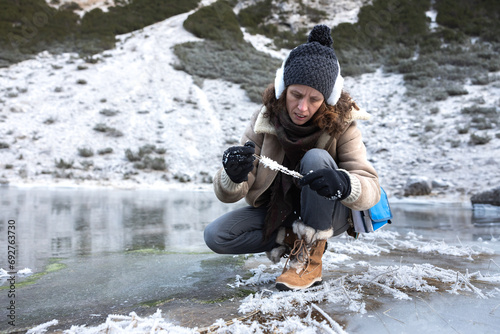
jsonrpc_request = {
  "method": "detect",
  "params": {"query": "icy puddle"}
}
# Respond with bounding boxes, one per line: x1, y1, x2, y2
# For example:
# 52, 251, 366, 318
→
1, 187, 499, 333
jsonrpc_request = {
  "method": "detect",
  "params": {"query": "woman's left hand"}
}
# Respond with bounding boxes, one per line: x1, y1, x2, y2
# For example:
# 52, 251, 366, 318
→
300, 168, 351, 200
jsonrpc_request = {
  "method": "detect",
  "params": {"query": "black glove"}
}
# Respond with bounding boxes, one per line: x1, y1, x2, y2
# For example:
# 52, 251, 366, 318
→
222, 141, 256, 183
299, 168, 351, 200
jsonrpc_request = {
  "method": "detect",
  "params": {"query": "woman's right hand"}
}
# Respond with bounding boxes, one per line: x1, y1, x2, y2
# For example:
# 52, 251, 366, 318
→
222, 141, 256, 183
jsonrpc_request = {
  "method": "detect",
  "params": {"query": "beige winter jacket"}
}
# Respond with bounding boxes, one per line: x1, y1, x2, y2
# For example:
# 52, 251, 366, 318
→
214, 106, 381, 211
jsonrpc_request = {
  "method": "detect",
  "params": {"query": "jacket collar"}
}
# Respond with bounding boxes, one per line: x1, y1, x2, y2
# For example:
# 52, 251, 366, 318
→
254, 106, 276, 135
254, 106, 371, 135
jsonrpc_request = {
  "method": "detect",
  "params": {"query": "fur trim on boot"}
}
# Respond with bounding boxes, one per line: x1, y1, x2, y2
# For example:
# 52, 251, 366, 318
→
265, 227, 298, 264
266, 245, 288, 264
292, 220, 333, 244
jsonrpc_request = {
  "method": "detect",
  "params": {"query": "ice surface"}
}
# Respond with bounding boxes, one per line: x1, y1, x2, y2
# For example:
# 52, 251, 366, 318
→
1, 188, 499, 333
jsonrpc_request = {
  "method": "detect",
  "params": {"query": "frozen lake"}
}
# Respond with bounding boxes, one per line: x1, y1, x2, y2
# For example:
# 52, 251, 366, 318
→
0, 186, 499, 333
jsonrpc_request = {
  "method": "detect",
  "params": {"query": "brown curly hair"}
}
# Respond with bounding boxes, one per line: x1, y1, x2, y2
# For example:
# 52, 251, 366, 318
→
261, 84, 359, 138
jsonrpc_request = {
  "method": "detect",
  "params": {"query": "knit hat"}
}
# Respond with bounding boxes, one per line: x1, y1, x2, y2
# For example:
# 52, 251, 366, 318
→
274, 25, 344, 106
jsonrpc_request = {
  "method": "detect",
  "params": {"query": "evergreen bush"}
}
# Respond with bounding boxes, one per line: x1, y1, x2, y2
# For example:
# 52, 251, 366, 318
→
93, 123, 123, 137
0, 0, 200, 66
174, 40, 280, 103
98, 147, 114, 155
238, 0, 273, 30
435, 0, 500, 42
183, 0, 243, 45
99, 109, 120, 117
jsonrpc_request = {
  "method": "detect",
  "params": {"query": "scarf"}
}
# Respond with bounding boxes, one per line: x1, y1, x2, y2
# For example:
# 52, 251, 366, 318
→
263, 109, 322, 240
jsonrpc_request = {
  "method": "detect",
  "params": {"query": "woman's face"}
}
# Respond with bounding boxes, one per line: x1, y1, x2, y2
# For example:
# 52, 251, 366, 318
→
285, 84, 324, 125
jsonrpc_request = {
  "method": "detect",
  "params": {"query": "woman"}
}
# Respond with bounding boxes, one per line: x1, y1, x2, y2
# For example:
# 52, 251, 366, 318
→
204, 25, 380, 291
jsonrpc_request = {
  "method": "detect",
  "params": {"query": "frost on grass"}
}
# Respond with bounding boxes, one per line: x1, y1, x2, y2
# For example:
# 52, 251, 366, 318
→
352, 230, 494, 260
26, 232, 500, 334
63, 310, 195, 334
229, 231, 500, 329
26, 319, 59, 334
348, 263, 493, 300
255, 154, 303, 179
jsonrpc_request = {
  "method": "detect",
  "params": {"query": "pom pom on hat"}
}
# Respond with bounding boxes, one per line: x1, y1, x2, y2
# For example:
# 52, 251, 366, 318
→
307, 24, 333, 47
275, 25, 343, 106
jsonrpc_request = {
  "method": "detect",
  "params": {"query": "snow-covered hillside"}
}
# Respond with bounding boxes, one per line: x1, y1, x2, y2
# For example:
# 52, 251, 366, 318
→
0, 10, 254, 190
0, 0, 499, 202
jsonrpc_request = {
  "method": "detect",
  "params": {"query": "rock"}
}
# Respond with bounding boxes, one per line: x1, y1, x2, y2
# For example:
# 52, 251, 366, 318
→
470, 186, 500, 206
404, 176, 432, 196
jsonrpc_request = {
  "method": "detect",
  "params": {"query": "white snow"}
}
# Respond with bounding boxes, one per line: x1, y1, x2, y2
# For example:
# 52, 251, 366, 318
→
426, 9, 439, 31
242, 28, 289, 59
46, 0, 112, 17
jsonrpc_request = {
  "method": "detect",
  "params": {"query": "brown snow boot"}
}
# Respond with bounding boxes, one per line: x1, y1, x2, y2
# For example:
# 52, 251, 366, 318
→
266, 227, 298, 264
275, 238, 327, 291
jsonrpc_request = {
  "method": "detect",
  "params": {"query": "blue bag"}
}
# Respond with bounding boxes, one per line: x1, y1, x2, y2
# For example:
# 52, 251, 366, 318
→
352, 187, 393, 235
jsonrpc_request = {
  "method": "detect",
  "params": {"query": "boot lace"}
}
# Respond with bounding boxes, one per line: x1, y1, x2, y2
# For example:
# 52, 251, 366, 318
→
282, 239, 311, 277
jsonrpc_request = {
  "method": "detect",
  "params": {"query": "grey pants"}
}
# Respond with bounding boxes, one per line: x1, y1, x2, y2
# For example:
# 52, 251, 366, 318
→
204, 149, 350, 254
